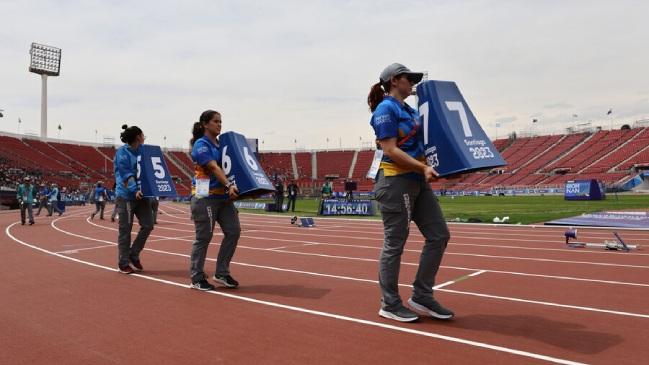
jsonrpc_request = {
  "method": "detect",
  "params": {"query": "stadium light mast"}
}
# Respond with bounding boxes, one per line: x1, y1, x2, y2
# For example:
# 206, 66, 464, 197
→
29, 42, 62, 138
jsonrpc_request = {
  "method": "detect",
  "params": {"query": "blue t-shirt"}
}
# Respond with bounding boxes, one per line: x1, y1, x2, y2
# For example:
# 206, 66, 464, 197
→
191, 135, 227, 199
94, 186, 107, 201
370, 96, 425, 177
49, 187, 59, 201
114, 144, 140, 200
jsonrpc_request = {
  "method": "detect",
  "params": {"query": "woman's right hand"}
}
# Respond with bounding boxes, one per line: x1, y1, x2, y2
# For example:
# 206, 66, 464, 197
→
423, 165, 439, 183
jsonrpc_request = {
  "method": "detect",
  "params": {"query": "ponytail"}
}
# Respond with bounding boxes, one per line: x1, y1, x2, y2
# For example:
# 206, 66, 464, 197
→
190, 109, 220, 147
190, 122, 205, 147
367, 82, 386, 112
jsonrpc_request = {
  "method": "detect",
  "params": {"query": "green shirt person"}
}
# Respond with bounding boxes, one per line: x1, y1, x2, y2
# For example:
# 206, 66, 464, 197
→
17, 177, 36, 225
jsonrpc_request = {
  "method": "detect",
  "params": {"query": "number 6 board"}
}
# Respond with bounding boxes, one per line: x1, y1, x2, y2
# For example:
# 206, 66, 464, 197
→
219, 131, 276, 198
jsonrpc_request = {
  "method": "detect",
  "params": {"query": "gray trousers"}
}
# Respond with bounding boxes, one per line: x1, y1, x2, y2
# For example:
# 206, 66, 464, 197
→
374, 170, 450, 311
20, 202, 34, 224
151, 198, 159, 224
111, 203, 118, 220
189, 196, 241, 282
36, 198, 47, 215
116, 197, 154, 268
93, 201, 106, 219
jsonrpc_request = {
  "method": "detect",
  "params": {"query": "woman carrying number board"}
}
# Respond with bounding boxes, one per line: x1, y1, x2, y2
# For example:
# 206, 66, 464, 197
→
367, 63, 454, 322
114, 124, 154, 274
188, 110, 241, 291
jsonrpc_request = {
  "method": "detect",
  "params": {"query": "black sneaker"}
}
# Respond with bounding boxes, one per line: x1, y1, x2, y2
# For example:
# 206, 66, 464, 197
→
190, 279, 215, 291
91, 212, 95, 220
407, 298, 455, 320
130, 259, 143, 272
118, 265, 135, 274
29, 221, 35, 225
213, 274, 239, 288
378, 306, 419, 322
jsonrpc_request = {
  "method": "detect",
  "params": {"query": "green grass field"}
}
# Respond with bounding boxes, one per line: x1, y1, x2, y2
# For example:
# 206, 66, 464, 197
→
238, 194, 649, 224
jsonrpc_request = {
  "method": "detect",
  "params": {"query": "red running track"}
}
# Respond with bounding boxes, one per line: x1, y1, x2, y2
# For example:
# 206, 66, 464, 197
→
1, 203, 648, 364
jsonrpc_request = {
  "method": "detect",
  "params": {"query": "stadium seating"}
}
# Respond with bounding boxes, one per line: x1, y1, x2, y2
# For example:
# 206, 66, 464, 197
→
2, 126, 648, 196
258, 152, 293, 180
167, 151, 193, 174
294, 152, 312, 179
48, 141, 112, 176
351, 150, 374, 179
315, 151, 354, 178
613, 128, 649, 171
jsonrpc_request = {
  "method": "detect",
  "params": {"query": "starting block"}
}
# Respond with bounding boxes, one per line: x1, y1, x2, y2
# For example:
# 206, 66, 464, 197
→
291, 216, 315, 228
564, 229, 640, 251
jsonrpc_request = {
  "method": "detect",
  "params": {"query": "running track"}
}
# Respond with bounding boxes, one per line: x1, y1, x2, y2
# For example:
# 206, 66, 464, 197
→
1, 203, 648, 364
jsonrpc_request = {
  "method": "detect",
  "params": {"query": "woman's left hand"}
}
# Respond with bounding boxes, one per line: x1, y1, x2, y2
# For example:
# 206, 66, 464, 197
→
423, 165, 439, 183
228, 185, 239, 200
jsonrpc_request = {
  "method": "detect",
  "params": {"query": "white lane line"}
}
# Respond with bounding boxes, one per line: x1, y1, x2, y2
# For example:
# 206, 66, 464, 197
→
267, 243, 320, 251
440, 288, 649, 319
80, 215, 649, 288
158, 203, 189, 214
434, 270, 487, 290
55, 244, 114, 254
147, 235, 196, 242
47, 217, 649, 319
449, 252, 649, 269
3, 222, 587, 365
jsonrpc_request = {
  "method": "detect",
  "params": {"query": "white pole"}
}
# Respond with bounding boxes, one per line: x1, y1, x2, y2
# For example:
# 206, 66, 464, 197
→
41, 74, 48, 138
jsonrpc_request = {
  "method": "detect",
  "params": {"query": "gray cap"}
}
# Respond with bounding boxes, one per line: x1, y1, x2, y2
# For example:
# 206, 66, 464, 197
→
379, 63, 424, 84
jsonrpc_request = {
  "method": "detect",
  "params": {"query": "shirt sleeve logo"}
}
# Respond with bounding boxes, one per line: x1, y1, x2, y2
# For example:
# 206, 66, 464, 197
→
374, 114, 392, 125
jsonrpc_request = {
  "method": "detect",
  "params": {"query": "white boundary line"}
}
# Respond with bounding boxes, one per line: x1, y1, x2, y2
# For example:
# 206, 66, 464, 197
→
3, 221, 587, 365
47, 215, 649, 318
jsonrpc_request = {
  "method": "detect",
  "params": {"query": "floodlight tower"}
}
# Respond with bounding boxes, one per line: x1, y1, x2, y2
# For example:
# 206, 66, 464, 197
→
29, 42, 62, 138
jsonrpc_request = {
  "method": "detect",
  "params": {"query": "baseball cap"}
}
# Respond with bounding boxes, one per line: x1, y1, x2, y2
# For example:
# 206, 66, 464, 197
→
379, 63, 424, 85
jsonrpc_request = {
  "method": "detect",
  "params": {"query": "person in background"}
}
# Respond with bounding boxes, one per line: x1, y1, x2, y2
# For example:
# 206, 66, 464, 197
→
274, 179, 285, 212
114, 124, 154, 274
17, 177, 35, 225
368, 63, 454, 322
286, 180, 299, 212
35, 183, 49, 216
188, 109, 241, 291
91, 181, 108, 220
110, 181, 118, 222
321, 180, 332, 199
47, 183, 64, 216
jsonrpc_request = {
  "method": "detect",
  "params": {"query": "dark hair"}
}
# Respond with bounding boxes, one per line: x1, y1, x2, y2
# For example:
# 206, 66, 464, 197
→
367, 82, 387, 112
368, 74, 409, 112
120, 124, 143, 144
190, 110, 220, 147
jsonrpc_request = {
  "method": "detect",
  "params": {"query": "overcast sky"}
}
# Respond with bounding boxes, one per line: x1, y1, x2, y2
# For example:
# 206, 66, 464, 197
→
1, 0, 648, 150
